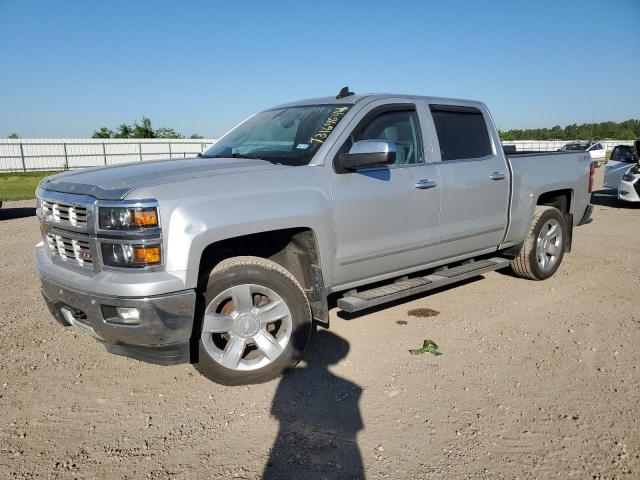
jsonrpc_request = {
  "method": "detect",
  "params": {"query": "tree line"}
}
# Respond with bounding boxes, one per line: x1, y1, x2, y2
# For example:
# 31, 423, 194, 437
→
8, 118, 640, 141
499, 119, 640, 141
91, 117, 203, 139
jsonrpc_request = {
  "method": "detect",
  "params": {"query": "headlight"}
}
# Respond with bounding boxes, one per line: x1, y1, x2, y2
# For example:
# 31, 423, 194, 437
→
101, 243, 161, 268
622, 173, 634, 182
98, 206, 158, 230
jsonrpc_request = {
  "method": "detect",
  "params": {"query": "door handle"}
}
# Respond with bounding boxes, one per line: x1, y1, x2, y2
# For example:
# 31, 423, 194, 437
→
414, 179, 438, 189
489, 171, 507, 181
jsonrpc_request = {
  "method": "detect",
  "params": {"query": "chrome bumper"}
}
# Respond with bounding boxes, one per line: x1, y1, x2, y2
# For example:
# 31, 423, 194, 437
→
38, 261, 196, 366
35, 242, 186, 297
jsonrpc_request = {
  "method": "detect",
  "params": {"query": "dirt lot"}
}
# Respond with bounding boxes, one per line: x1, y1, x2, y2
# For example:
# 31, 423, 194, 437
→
1, 170, 639, 479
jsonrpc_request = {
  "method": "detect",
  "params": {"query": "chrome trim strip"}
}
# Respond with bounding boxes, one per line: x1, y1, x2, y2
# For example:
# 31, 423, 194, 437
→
338, 227, 506, 267
339, 239, 440, 266
440, 227, 505, 244
436, 154, 497, 165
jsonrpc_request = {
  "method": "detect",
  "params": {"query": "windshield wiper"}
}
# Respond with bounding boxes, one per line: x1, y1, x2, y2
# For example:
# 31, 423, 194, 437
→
200, 153, 263, 160
199, 152, 287, 165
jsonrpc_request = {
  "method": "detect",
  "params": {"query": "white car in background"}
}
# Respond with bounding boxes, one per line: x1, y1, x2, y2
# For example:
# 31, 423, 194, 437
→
560, 141, 606, 167
604, 142, 640, 203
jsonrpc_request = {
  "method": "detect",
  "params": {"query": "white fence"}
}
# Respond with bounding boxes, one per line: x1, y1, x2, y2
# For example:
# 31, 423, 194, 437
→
0, 138, 217, 172
0, 138, 633, 172
502, 140, 634, 152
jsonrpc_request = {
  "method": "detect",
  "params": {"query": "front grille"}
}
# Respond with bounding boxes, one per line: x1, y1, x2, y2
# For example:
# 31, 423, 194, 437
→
41, 200, 88, 228
45, 233, 93, 267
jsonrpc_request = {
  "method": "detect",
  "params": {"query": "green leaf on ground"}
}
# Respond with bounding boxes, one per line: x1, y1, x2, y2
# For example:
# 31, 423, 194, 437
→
409, 339, 442, 356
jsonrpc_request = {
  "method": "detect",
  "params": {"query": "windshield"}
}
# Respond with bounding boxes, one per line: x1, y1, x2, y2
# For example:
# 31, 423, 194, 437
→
611, 145, 636, 161
561, 143, 588, 151
202, 105, 350, 166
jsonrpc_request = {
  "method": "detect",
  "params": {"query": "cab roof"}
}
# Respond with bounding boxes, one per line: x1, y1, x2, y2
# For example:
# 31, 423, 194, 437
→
273, 93, 485, 109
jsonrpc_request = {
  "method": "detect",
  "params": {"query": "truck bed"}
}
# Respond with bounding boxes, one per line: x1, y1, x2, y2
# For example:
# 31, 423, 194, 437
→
501, 150, 591, 248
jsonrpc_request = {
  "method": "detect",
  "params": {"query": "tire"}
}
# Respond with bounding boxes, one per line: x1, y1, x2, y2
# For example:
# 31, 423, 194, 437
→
510, 206, 567, 281
194, 256, 312, 385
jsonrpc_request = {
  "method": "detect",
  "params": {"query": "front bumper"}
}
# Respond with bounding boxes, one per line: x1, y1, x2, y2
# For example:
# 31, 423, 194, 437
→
618, 177, 640, 202
38, 261, 196, 366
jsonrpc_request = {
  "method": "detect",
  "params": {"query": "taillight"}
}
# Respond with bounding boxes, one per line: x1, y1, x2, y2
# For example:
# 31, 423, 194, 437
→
588, 162, 595, 193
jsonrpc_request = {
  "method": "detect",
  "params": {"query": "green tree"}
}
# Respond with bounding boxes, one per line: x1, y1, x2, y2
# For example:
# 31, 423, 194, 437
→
8, 132, 19, 139
190, 133, 204, 139
114, 124, 134, 138
133, 117, 155, 138
92, 118, 198, 140
499, 119, 640, 141
91, 127, 113, 139
155, 127, 183, 139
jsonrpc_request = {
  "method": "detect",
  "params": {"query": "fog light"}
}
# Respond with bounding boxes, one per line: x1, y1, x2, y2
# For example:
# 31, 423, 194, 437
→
115, 307, 140, 324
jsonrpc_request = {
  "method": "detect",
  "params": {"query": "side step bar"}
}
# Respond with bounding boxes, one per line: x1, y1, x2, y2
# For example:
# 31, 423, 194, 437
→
337, 257, 511, 313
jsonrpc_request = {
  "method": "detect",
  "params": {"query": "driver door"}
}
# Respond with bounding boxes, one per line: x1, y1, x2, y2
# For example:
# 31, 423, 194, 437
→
327, 103, 441, 288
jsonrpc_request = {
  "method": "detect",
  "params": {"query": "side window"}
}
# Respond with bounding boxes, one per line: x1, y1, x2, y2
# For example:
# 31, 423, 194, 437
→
430, 105, 493, 161
354, 110, 424, 165
611, 147, 621, 161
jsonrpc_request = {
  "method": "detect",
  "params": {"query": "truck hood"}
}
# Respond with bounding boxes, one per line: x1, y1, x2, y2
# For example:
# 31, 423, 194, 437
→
40, 157, 284, 200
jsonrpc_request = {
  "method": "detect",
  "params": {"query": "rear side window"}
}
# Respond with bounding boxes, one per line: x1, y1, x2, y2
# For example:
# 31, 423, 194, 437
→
430, 105, 493, 161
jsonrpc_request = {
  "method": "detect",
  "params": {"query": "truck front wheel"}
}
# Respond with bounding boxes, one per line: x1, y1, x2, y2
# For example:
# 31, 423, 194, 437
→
194, 256, 313, 385
510, 206, 567, 281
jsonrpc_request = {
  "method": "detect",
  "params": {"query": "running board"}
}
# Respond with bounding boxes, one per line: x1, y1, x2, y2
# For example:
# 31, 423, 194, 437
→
337, 257, 511, 313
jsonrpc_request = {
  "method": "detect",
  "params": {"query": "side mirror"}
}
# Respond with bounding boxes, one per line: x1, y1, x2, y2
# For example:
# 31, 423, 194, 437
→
339, 140, 396, 171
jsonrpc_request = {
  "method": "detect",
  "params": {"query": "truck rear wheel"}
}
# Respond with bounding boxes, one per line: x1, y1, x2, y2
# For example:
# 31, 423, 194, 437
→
510, 206, 567, 281
194, 256, 313, 385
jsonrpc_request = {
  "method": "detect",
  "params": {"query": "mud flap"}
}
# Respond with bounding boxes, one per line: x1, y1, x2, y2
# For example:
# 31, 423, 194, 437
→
309, 265, 329, 328
565, 213, 573, 253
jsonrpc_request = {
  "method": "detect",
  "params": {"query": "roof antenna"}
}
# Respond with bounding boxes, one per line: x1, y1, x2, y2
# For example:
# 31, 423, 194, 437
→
336, 86, 354, 99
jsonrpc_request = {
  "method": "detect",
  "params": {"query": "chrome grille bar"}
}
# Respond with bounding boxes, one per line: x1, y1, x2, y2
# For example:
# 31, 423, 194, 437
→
42, 199, 88, 228
46, 233, 93, 267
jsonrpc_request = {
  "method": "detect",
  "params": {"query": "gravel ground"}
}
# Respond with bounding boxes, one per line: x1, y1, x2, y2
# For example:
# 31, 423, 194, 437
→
1, 170, 639, 479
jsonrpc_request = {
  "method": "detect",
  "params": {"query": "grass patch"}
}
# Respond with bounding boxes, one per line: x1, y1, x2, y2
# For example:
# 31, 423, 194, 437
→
0, 171, 58, 201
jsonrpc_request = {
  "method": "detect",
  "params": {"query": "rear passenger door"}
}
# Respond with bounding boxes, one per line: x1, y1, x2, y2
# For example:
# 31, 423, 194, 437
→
430, 104, 510, 260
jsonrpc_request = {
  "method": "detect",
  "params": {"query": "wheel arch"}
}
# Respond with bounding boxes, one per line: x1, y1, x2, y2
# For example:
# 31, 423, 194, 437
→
195, 227, 329, 326
536, 188, 574, 252
536, 188, 573, 214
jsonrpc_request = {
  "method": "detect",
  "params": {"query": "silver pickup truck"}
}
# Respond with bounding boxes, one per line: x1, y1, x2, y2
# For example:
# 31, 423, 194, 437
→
35, 91, 594, 385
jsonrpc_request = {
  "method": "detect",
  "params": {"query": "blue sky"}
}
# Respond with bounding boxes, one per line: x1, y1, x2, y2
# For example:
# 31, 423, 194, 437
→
1, 0, 639, 138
